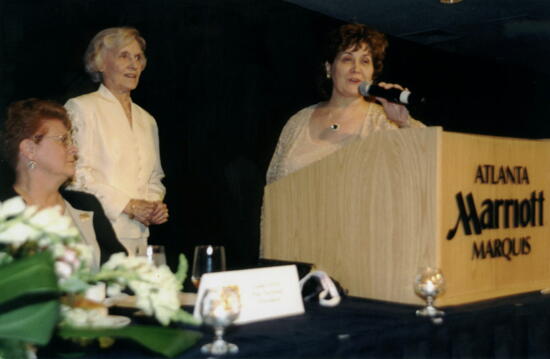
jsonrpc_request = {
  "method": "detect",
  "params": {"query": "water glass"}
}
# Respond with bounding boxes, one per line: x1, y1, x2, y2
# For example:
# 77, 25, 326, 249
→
191, 245, 226, 289
146, 245, 167, 266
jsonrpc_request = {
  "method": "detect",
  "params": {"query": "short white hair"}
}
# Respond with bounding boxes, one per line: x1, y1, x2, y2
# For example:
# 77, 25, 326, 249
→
84, 27, 147, 83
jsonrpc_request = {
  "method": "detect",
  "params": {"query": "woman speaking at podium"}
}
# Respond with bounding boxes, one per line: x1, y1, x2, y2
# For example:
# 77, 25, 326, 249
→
266, 24, 424, 184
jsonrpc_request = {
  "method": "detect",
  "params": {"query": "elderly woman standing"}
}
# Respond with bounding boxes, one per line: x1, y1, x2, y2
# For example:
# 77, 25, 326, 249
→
65, 27, 168, 256
0, 99, 126, 268
267, 24, 425, 184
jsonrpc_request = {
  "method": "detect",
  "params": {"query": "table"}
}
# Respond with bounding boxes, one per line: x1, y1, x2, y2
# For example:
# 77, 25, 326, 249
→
62, 290, 550, 358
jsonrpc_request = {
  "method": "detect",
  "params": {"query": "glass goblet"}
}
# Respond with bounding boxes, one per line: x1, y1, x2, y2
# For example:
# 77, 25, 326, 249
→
414, 267, 446, 317
145, 245, 166, 266
200, 285, 241, 355
191, 245, 226, 289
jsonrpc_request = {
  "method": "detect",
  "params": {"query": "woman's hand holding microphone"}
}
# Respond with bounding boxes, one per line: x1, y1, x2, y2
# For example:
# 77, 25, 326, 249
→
374, 82, 411, 128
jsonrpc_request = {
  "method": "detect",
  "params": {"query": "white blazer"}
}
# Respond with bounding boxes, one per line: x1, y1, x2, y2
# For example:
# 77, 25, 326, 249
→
65, 85, 166, 239
65, 202, 100, 270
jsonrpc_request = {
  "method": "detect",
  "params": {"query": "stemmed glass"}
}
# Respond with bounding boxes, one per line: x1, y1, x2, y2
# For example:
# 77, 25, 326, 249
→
200, 285, 241, 355
191, 245, 226, 289
414, 267, 446, 318
145, 245, 166, 266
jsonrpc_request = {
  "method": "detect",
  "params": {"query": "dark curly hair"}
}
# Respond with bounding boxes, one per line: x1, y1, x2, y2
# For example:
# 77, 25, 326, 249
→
1, 98, 70, 169
319, 24, 388, 98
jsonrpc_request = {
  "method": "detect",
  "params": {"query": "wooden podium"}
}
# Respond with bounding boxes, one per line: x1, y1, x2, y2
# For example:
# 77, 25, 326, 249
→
261, 127, 550, 306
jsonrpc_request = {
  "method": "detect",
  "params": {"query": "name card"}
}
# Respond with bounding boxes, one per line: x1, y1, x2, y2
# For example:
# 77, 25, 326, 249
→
193, 265, 304, 324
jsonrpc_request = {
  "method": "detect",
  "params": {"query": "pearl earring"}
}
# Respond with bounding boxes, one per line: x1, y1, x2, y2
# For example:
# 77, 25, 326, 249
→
27, 160, 36, 170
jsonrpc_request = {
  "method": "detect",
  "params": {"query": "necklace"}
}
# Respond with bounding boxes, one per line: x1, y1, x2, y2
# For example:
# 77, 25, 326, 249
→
326, 110, 341, 131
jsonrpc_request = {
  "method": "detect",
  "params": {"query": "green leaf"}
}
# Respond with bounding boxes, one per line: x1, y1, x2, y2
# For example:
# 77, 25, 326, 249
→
0, 300, 59, 345
0, 251, 59, 305
58, 325, 201, 358
175, 254, 188, 284
172, 309, 201, 326
0, 338, 28, 359
58, 276, 89, 294
0, 252, 13, 266
0, 252, 60, 345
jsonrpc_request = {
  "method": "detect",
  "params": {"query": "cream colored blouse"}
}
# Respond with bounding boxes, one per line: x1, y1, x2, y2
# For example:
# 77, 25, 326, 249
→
266, 102, 425, 184
65, 85, 165, 240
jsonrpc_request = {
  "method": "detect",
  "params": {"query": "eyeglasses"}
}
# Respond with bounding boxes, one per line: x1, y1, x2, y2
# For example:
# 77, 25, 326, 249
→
33, 134, 73, 147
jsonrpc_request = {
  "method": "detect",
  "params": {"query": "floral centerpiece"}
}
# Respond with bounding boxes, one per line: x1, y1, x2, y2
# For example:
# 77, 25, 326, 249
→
0, 196, 201, 358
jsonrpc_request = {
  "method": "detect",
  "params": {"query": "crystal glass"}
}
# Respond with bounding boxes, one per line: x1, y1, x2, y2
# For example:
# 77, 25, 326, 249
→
414, 267, 446, 317
200, 286, 241, 355
145, 245, 166, 266
191, 245, 226, 289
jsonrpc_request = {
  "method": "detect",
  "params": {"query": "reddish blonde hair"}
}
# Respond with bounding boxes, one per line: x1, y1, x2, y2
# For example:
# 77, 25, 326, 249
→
2, 98, 70, 168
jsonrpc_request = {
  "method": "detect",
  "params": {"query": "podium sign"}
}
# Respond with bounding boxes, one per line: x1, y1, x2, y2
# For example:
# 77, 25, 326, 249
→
261, 127, 550, 306
439, 131, 550, 305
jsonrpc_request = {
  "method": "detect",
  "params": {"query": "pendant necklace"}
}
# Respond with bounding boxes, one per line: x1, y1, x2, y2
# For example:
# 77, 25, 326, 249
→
327, 110, 340, 131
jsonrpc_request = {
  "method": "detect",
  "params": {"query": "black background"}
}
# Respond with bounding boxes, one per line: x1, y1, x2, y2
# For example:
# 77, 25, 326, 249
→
2, 0, 550, 285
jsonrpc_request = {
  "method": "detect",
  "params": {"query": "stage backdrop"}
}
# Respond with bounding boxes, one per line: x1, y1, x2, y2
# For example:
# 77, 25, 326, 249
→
1, 0, 550, 284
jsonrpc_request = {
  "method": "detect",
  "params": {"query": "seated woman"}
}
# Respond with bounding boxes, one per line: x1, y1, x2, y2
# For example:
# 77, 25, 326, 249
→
267, 23, 425, 183
0, 98, 127, 269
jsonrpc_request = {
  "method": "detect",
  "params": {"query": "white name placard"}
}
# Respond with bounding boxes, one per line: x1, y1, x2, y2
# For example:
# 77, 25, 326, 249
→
193, 265, 304, 324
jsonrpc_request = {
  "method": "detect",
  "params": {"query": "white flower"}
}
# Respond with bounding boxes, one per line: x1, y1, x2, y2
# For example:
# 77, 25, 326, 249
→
70, 243, 93, 268
0, 196, 26, 219
61, 305, 129, 329
29, 206, 79, 237
22, 205, 39, 218
85, 283, 106, 303
46, 241, 68, 258
55, 261, 74, 279
61, 305, 90, 327
0, 222, 40, 244
102, 252, 142, 270
106, 283, 123, 297
148, 286, 181, 325
99, 253, 184, 326
61, 248, 78, 264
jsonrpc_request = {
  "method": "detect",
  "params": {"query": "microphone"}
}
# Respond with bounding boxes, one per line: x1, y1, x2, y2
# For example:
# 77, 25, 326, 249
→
358, 82, 426, 106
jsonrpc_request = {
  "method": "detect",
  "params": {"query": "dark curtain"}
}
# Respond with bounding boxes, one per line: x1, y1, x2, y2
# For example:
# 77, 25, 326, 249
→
1, 0, 550, 285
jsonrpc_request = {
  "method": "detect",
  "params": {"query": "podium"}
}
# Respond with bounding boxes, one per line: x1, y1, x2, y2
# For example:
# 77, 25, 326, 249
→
261, 127, 550, 306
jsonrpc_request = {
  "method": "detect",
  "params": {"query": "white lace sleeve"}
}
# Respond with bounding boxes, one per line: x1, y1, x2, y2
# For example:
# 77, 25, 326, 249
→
266, 106, 313, 184
362, 103, 425, 136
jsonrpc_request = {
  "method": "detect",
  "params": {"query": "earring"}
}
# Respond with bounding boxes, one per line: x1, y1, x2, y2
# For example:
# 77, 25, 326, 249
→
27, 160, 36, 170
326, 72, 331, 79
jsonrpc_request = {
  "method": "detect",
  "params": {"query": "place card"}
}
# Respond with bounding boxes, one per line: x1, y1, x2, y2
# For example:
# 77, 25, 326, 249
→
193, 265, 304, 324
